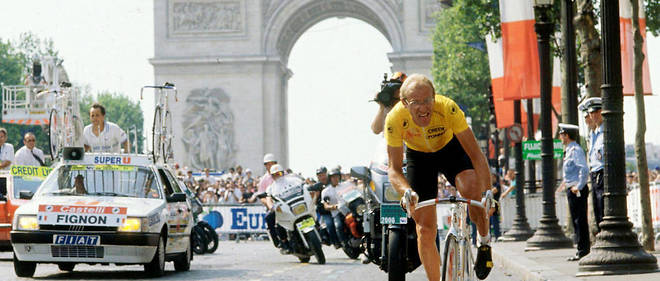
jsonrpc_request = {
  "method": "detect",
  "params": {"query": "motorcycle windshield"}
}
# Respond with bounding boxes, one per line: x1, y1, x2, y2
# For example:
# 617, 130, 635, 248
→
336, 182, 361, 203
274, 184, 304, 202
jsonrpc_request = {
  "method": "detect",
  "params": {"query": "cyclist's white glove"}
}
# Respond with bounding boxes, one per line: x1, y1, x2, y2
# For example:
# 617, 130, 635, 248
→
400, 189, 418, 217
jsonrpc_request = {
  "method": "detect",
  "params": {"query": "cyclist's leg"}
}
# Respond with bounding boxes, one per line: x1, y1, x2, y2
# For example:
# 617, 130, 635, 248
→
411, 205, 440, 281
455, 170, 489, 237
406, 148, 440, 281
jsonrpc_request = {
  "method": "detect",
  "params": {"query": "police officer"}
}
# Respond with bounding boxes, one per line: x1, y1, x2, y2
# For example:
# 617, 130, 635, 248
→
584, 97, 604, 230
556, 124, 590, 261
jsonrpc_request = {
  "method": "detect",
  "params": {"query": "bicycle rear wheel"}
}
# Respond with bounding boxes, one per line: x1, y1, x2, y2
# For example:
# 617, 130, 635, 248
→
442, 234, 459, 281
162, 110, 173, 161
152, 106, 162, 162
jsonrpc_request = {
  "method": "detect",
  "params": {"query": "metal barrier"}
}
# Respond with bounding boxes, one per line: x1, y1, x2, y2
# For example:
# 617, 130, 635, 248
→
499, 181, 660, 233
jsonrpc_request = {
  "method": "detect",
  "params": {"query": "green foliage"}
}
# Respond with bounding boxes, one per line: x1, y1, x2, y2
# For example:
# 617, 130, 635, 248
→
646, 0, 660, 36
432, 0, 498, 139
0, 33, 57, 156
79, 93, 144, 153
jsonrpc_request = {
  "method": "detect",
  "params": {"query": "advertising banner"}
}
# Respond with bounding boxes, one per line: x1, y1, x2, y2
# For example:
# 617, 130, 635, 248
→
200, 204, 268, 233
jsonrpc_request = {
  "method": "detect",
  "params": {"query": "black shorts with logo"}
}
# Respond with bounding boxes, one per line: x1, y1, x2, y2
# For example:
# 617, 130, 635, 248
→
405, 136, 474, 201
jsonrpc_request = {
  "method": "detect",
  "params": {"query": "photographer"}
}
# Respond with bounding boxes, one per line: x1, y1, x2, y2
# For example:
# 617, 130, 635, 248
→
371, 72, 407, 134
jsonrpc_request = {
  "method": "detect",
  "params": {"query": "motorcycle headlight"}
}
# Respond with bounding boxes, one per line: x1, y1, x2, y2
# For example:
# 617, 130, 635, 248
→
292, 204, 307, 215
356, 204, 367, 216
16, 215, 39, 231
118, 218, 144, 232
384, 182, 402, 202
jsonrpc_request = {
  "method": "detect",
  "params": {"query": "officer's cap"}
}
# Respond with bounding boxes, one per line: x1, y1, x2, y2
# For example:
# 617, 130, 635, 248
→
580, 97, 602, 113
558, 123, 579, 134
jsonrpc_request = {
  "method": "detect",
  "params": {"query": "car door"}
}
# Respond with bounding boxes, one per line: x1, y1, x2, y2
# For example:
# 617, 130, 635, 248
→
0, 176, 9, 241
157, 168, 188, 253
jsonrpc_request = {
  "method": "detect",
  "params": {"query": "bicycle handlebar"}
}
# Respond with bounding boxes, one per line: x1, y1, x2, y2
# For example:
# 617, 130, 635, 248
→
140, 82, 178, 101
415, 190, 494, 211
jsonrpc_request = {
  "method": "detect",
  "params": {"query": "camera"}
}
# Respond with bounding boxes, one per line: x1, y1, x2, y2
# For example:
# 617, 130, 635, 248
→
374, 73, 405, 107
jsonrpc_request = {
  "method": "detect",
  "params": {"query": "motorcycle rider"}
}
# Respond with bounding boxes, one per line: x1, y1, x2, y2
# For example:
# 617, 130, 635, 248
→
315, 166, 340, 247
265, 164, 300, 255
258, 153, 286, 251
321, 167, 349, 248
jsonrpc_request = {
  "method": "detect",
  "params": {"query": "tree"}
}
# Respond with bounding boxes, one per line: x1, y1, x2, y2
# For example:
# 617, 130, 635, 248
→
0, 33, 58, 158
632, 0, 654, 252
79, 92, 144, 153
431, 0, 499, 139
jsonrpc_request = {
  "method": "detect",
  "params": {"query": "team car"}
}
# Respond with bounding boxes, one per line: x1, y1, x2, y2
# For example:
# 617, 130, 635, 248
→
10, 150, 193, 277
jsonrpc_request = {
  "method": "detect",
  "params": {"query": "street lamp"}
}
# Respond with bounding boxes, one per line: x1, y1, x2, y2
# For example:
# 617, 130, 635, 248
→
577, 0, 657, 275
499, 101, 534, 241
525, 0, 572, 250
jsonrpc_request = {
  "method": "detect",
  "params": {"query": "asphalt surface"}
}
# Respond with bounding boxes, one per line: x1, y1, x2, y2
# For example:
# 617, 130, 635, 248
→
0, 240, 522, 280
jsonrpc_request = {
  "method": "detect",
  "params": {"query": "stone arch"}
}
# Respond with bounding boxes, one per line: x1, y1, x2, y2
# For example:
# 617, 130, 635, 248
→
152, 0, 436, 172
262, 0, 405, 63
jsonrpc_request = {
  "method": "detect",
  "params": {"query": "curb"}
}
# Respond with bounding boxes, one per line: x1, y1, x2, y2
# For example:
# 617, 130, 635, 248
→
492, 244, 582, 281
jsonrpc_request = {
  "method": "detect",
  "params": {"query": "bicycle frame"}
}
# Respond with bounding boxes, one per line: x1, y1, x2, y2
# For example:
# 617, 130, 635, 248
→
141, 83, 177, 163
415, 191, 493, 281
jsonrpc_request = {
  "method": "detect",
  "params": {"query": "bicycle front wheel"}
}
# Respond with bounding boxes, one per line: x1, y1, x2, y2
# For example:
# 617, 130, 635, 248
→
442, 234, 459, 281
152, 106, 162, 162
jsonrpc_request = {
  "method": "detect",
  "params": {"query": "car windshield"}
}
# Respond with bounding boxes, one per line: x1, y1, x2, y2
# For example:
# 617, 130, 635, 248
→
38, 164, 161, 199
13, 175, 43, 199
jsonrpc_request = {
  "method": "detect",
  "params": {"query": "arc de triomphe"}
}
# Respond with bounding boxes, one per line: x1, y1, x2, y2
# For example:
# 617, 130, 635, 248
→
150, 0, 439, 173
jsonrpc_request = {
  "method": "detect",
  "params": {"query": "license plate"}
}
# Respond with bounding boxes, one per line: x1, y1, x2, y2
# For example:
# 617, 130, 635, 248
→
296, 217, 316, 233
53, 234, 100, 246
380, 203, 407, 224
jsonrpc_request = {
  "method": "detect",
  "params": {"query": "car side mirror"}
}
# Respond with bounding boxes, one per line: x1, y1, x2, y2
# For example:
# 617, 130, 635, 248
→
166, 192, 187, 203
350, 166, 370, 182
19, 191, 34, 200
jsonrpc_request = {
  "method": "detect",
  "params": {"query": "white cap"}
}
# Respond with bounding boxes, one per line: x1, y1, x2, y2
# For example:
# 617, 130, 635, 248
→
245, 168, 252, 173
263, 153, 277, 164
269, 164, 284, 174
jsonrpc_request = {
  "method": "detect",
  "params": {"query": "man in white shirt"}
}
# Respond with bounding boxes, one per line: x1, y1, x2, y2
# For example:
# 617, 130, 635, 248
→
265, 164, 301, 254
321, 167, 348, 246
0, 128, 15, 170
83, 103, 130, 153
201, 168, 218, 188
14, 132, 45, 166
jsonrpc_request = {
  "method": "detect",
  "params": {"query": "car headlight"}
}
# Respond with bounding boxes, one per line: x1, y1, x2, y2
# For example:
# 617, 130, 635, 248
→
118, 218, 143, 232
16, 215, 39, 231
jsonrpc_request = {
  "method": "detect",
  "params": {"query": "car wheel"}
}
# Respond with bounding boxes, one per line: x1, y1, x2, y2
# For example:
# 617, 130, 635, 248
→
13, 252, 36, 278
174, 236, 192, 272
145, 235, 166, 277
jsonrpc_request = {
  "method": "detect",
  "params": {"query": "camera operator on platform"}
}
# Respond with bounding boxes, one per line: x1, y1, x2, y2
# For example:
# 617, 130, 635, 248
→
370, 72, 407, 134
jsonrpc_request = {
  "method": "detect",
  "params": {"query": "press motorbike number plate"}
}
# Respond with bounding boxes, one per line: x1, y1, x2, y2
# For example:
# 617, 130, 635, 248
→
380, 203, 407, 224
296, 217, 316, 233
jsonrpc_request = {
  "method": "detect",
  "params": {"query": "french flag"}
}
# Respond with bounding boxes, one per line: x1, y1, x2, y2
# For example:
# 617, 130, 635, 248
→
619, 0, 652, 95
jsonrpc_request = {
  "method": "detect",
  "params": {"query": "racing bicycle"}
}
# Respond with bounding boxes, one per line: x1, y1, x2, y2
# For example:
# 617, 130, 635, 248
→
414, 191, 494, 281
43, 83, 84, 160
141, 82, 177, 163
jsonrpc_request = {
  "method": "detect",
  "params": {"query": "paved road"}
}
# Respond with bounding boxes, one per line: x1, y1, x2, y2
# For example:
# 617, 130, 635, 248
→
0, 241, 521, 280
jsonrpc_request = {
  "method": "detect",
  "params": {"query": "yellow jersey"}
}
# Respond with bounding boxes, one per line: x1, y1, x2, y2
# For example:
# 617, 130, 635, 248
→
385, 95, 469, 153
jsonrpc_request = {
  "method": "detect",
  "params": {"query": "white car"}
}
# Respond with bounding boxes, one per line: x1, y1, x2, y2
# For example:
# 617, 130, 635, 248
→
10, 152, 193, 277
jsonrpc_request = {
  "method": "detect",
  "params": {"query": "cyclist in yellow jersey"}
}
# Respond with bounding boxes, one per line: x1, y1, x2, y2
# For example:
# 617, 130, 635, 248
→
385, 74, 493, 280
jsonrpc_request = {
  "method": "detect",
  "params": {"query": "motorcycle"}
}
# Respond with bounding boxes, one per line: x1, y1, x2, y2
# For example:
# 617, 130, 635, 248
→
332, 181, 367, 259
350, 141, 438, 281
257, 181, 326, 264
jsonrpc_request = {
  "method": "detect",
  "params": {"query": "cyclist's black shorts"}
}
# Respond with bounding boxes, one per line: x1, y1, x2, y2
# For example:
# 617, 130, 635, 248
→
405, 135, 474, 201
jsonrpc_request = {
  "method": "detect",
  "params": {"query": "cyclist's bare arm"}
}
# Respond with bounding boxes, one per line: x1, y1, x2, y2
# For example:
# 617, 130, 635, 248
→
455, 129, 490, 193
387, 145, 411, 195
